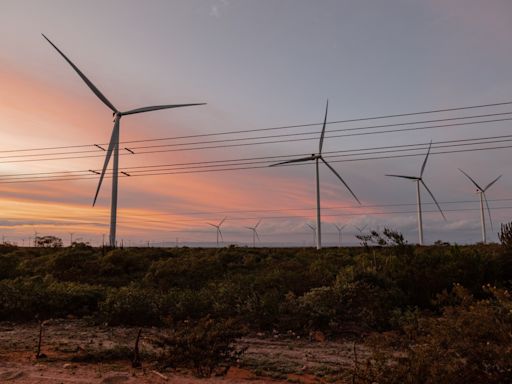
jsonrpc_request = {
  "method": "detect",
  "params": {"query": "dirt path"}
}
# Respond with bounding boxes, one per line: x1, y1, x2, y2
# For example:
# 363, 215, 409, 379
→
0, 320, 363, 383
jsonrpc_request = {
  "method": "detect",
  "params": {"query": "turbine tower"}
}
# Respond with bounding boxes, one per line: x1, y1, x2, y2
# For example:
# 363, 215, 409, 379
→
245, 219, 262, 247
306, 224, 316, 246
333, 224, 346, 247
42, 34, 205, 247
270, 101, 361, 250
458, 169, 501, 244
386, 141, 446, 245
207, 217, 226, 246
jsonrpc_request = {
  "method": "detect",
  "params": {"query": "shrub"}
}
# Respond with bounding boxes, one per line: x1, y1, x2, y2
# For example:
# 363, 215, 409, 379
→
499, 222, 512, 248
35, 236, 63, 248
156, 316, 246, 377
160, 288, 213, 321
99, 284, 161, 325
0, 254, 19, 280
0, 277, 105, 320
358, 285, 512, 384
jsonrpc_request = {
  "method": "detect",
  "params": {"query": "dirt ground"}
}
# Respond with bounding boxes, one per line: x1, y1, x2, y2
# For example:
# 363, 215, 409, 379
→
0, 319, 366, 383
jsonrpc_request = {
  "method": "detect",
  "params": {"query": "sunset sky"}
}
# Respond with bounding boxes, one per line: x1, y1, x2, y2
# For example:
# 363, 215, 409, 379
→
1, 0, 512, 246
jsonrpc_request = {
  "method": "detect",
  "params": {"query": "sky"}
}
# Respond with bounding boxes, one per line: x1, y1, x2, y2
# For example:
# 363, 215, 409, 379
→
0, 0, 512, 246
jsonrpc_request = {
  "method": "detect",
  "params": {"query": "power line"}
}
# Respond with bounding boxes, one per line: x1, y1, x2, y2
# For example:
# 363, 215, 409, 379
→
0, 113, 510, 166
2, 99, 511, 154
7, 204, 509, 229
2, 134, 506, 178
111, 205, 512, 227
1, 139, 511, 184
113, 198, 512, 221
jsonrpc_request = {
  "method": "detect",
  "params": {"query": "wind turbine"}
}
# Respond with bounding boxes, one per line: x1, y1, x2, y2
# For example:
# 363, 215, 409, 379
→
207, 217, 226, 246
245, 219, 262, 247
333, 224, 346, 247
270, 101, 361, 250
42, 34, 206, 247
458, 169, 501, 244
386, 141, 446, 245
354, 224, 368, 234
306, 223, 316, 246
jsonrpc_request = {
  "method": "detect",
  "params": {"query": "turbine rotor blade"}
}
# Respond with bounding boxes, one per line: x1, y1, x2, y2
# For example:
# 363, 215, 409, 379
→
269, 155, 316, 167
207, 223, 217, 228
420, 180, 446, 221
483, 192, 494, 231
386, 174, 420, 180
319, 100, 329, 154
255, 219, 262, 228
218, 229, 224, 242
341, 224, 346, 230
458, 168, 483, 191
42, 34, 118, 113
219, 216, 227, 226
306, 224, 315, 231
420, 141, 432, 178
484, 175, 502, 192
255, 231, 261, 241
333, 224, 340, 231
92, 119, 119, 206
121, 103, 206, 116
320, 157, 361, 204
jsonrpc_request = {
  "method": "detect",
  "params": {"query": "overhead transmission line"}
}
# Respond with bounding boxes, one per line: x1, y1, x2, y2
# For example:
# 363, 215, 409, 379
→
114, 205, 512, 227
12, 204, 510, 229
1, 136, 511, 183
117, 198, 512, 218
0, 113, 510, 163
1, 99, 511, 155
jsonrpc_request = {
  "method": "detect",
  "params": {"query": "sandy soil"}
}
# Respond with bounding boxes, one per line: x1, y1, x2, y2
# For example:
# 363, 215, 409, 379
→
0, 320, 364, 383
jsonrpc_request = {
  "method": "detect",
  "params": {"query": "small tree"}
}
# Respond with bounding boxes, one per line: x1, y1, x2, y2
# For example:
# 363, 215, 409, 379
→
35, 235, 63, 248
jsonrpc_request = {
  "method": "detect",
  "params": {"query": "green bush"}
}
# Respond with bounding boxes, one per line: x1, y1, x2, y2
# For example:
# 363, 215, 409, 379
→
156, 316, 246, 377
99, 284, 161, 325
160, 288, 213, 321
358, 285, 512, 384
0, 276, 105, 320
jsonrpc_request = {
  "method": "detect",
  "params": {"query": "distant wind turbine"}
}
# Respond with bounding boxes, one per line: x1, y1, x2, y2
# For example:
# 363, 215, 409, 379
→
458, 169, 502, 244
207, 217, 227, 245
333, 224, 346, 247
270, 101, 361, 250
386, 141, 446, 245
306, 223, 316, 246
42, 34, 206, 247
245, 219, 262, 247
354, 224, 368, 234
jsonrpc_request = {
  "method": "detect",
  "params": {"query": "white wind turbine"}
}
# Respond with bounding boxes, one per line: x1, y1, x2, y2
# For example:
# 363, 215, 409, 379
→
306, 223, 316, 246
386, 141, 446, 245
245, 219, 262, 247
42, 34, 205, 247
333, 224, 346, 247
207, 217, 226, 246
354, 224, 368, 235
458, 169, 502, 244
270, 101, 361, 250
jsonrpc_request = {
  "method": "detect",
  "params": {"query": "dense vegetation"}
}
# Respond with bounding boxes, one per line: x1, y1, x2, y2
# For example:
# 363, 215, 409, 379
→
1, 231, 511, 381
0, 238, 510, 332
